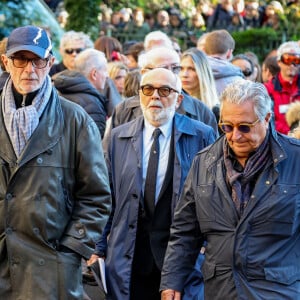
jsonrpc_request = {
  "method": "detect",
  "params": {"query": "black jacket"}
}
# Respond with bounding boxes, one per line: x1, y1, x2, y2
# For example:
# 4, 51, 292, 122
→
53, 70, 107, 138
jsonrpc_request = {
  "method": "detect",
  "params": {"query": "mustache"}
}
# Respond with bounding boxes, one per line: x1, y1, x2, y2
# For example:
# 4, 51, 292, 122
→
147, 100, 163, 108
21, 76, 38, 80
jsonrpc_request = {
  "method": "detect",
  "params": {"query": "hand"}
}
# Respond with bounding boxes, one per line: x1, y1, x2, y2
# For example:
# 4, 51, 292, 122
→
161, 289, 181, 300
87, 254, 99, 266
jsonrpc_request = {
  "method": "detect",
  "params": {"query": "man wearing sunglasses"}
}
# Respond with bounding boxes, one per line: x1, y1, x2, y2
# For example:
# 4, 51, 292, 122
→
0, 25, 111, 299
161, 79, 300, 300
102, 46, 218, 151
49, 30, 93, 77
264, 41, 300, 134
93, 68, 216, 300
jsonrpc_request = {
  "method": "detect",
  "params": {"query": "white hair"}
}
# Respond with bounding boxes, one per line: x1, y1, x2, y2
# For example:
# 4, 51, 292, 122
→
74, 49, 107, 78
144, 30, 173, 51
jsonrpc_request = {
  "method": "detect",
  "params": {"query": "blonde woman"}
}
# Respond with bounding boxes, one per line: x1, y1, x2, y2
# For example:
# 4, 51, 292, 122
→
108, 62, 129, 98
180, 48, 219, 110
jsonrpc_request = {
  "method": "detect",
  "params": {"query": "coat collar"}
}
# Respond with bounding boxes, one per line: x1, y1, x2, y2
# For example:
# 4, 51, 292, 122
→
0, 88, 64, 165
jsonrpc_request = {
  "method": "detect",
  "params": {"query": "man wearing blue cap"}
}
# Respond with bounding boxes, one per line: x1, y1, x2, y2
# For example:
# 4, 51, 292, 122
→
0, 25, 111, 299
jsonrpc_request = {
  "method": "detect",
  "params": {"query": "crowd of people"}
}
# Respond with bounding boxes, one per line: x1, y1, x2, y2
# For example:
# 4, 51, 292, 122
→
50, 0, 300, 48
0, 9, 300, 300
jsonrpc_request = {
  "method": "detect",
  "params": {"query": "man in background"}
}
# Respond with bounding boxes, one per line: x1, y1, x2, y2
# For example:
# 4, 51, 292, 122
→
264, 41, 300, 134
49, 30, 93, 76
202, 29, 243, 95
53, 49, 108, 137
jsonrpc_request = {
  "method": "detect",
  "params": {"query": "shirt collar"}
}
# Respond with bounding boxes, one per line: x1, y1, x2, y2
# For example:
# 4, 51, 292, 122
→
144, 118, 173, 139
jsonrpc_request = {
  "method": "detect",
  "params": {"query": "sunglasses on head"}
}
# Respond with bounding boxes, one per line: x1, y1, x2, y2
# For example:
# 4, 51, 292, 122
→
218, 118, 260, 134
280, 53, 300, 66
140, 85, 179, 97
65, 48, 84, 55
242, 69, 252, 77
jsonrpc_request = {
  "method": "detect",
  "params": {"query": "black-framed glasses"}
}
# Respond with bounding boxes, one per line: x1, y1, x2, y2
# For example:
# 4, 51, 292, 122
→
218, 118, 260, 134
140, 85, 179, 97
242, 69, 252, 77
9, 56, 50, 69
144, 64, 182, 74
64, 48, 84, 55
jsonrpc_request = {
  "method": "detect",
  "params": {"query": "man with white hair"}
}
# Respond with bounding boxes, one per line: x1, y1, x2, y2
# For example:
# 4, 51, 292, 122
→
264, 41, 300, 134
53, 49, 108, 137
102, 46, 218, 149
91, 68, 216, 300
49, 30, 93, 76
144, 30, 173, 51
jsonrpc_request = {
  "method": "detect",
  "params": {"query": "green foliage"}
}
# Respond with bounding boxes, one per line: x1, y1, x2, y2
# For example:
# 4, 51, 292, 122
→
0, 0, 63, 57
64, 0, 101, 41
232, 28, 279, 62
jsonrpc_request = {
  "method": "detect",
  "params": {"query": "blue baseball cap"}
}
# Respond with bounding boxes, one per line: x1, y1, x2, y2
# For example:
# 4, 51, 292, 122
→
6, 25, 52, 58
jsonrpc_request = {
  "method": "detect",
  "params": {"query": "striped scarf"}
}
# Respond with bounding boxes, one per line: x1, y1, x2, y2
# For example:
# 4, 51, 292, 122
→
2, 75, 52, 157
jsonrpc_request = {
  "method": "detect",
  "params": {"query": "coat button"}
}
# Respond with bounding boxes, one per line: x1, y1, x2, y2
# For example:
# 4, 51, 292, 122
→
6, 193, 13, 200
38, 259, 45, 266
33, 227, 40, 235
78, 229, 84, 235
37, 157, 43, 164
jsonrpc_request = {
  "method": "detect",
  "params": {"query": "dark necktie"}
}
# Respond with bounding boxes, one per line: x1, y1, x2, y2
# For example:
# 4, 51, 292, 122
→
144, 128, 161, 218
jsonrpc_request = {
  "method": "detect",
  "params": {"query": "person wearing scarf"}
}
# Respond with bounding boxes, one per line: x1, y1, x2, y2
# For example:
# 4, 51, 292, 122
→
161, 79, 300, 300
0, 25, 111, 300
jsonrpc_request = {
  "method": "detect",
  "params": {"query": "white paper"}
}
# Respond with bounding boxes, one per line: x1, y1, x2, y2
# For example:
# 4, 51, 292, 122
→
98, 257, 107, 293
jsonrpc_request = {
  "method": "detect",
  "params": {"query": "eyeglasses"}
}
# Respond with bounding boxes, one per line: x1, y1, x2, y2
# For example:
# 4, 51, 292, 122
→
64, 48, 84, 55
218, 118, 260, 134
9, 56, 50, 69
242, 69, 252, 77
144, 64, 182, 74
140, 85, 179, 97
280, 53, 300, 66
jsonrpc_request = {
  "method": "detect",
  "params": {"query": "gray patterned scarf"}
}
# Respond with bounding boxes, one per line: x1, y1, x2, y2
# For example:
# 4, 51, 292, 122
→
223, 131, 270, 217
2, 75, 52, 157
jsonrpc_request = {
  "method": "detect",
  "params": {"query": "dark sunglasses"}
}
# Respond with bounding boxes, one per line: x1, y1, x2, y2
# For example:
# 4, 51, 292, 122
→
218, 118, 260, 134
280, 53, 300, 66
140, 85, 179, 97
242, 69, 252, 77
64, 48, 84, 55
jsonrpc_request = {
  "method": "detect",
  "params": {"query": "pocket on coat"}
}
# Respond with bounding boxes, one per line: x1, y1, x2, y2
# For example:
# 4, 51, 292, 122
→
195, 185, 217, 222
201, 261, 216, 282
264, 265, 300, 285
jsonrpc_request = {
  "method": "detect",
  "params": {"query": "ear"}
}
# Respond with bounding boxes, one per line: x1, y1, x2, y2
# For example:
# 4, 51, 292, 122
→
175, 93, 184, 109
89, 68, 98, 82
48, 56, 56, 68
1, 54, 9, 72
226, 49, 233, 60
265, 112, 272, 128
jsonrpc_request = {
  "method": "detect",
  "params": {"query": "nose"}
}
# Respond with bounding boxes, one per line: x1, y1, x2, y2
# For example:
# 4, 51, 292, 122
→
24, 60, 35, 72
151, 88, 161, 98
231, 127, 242, 140
181, 69, 188, 76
